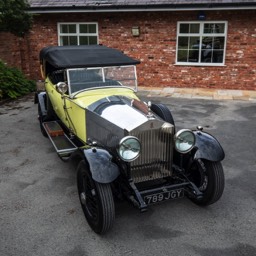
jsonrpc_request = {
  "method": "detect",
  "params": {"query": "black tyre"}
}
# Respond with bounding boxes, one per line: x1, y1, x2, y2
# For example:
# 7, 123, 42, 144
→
151, 103, 175, 126
37, 94, 56, 137
188, 159, 225, 206
38, 103, 48, 137
77, 160, 115, 234
45, 95, 55, 120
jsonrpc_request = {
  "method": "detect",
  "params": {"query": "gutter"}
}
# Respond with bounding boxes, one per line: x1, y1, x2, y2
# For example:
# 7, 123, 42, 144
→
28, 3, 256, 14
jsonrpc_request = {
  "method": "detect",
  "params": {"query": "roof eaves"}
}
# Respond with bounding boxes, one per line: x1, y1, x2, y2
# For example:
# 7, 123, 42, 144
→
28, 2, 256, 14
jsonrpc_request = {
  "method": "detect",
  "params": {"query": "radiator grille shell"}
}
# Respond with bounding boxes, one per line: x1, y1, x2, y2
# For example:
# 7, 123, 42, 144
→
130, 123, 174, 183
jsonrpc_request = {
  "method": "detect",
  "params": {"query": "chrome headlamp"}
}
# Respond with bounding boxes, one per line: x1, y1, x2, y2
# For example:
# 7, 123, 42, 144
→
56, 82, 68, 94
118, 136, 141, 162
174, 129, 196, 153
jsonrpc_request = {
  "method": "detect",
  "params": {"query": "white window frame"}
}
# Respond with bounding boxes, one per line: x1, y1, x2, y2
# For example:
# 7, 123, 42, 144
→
176, 21, 228, 66
58, 22, 99, 46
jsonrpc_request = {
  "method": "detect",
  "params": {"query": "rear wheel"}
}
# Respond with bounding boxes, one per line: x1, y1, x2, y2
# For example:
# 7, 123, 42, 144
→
188, 159, 225, 206
37, 94, 55, 137
38, 103, 47, 137
77, 160, 115, 234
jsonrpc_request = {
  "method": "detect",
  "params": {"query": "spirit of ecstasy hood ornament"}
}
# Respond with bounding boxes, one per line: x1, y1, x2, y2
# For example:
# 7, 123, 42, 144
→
147, 101, 154, 119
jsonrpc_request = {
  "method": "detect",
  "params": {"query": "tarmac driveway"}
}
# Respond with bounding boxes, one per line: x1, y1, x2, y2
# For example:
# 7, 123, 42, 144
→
0, 93, 256, 256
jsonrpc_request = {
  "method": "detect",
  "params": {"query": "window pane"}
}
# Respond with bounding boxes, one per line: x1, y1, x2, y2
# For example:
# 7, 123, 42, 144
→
202, 37, 225, 49
69, 25, 76, 33
201, 37, 213, 62
202, 37, 213, 48
201, 47, 213, 63
201, 49, 224, 63
79, 36, 97, 45
60, 24, 76, 34
187, 43, 198, 61
189, 37, 200, 49
201, 36, 225, 63
178, 36, 200, 49
178, 36, 200, 62
88, 36, 97, 45
69, 36, 78, 45
79, 36, 89, 45
179, 23, 200, 34
213, 36, 225, 49
188, 49, 199, 62
80, 24, 88, 33
204, 23, 225, 33
60, 25, 68, 33
177, 50, 188, 62
180, 24, 189, 33
190, 24, 200, 33
61, 36, 78, 46
79, 24, 97, 34
189, 37, 200, 62
60, 36, 69, 46
213, 50, 224, 63
178, 36, 189, 48
88, 24, 96, 33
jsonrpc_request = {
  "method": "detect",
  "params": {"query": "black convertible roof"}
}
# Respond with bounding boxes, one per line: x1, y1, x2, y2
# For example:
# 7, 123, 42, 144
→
40, 45, 140, 69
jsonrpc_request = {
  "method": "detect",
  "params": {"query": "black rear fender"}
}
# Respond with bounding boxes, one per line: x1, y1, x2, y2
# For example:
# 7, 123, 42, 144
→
36, 92, 47, 116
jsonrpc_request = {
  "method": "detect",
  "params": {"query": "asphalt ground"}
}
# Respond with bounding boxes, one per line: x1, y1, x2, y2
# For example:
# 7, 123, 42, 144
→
0, 92, 256, 256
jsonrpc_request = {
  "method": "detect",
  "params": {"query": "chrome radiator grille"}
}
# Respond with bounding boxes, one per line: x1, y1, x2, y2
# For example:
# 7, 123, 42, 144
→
130, 125, 173, 183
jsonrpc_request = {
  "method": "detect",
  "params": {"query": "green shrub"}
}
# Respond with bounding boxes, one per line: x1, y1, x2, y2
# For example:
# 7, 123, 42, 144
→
0, 60, 35, 99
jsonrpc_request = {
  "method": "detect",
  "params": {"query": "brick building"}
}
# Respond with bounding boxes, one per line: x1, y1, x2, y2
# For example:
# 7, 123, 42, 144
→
0, 0, 255, 90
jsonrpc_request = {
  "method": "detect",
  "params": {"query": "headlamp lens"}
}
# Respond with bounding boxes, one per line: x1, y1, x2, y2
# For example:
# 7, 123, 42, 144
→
118, 136, 141, 162
175, 129, 195, 153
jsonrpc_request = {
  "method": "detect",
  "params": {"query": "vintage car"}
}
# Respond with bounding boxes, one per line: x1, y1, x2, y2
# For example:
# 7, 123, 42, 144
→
35, 45, 225, 234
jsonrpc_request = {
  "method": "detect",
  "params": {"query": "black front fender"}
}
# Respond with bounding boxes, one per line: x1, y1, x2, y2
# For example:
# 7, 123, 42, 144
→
193, 131, 225, 162
83, 148, 120, 184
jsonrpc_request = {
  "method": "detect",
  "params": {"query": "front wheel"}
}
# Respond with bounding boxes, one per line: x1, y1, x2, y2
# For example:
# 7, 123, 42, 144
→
188, 159, 225, 206
151, 103, 175, 126
77, 160, 115, 234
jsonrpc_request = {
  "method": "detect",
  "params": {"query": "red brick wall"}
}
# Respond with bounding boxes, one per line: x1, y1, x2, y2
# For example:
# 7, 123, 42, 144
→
0, 33, 21, 69
0, 10, 255, 90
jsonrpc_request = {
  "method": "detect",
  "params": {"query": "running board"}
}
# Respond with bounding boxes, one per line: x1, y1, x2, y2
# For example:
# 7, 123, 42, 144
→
43, 121, 77, 158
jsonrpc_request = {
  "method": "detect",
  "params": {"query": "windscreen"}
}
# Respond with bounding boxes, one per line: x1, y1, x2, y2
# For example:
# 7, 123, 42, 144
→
67, 66, 137, 94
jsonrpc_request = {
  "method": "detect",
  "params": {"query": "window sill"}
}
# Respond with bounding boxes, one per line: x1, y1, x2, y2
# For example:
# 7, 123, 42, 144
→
174, 63, 226, 67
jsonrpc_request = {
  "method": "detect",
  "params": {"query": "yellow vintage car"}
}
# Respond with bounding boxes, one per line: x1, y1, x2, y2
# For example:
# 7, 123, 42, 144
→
35, 45, 225, 234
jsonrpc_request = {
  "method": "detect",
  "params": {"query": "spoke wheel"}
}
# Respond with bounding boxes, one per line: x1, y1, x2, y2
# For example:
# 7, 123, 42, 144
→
77, 160, 115, 234
188, 159, 225, 206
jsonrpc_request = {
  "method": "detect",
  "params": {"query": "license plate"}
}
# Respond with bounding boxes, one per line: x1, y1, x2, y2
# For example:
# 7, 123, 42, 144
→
144, 189, 184, 205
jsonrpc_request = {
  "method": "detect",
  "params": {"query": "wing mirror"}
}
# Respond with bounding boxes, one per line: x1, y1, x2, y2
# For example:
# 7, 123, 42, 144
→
56, 82, 68, 95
